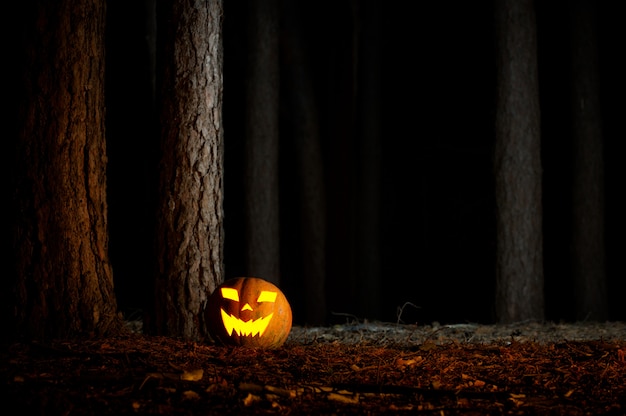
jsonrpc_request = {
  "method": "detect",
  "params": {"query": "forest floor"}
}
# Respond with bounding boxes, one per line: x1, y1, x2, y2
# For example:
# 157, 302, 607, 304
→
3, 321, 626, 415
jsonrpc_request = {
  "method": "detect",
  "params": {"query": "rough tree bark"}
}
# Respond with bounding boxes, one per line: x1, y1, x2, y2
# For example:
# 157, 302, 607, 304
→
155, 0, 224, 339
493, 0, 545, 323
244, 0, 281, 284
569, 0, 608, 321
10, 0, 122, 340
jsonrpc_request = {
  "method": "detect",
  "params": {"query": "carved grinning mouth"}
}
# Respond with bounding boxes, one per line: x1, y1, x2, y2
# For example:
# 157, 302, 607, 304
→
220, 309, 274, 337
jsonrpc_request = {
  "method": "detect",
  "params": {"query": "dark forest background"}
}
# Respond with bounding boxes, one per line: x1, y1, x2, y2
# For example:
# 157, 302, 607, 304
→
104, 0, 624, 326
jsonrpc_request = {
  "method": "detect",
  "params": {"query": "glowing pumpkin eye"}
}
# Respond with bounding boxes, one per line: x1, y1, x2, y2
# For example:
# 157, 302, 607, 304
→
207, 277, 293, 348
221, 287, 239, 302
257, 291, 277, 303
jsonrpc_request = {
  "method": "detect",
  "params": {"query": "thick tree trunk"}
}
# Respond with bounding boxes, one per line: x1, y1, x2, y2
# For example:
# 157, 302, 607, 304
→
244, 0, 281, 284
11, 0, 121, 340
570, 0, 608, 321
155, 0, 224, 339
493, 0, 544, 323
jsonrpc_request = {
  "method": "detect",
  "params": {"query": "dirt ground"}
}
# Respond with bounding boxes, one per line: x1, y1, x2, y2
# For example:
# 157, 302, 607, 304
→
3, 321, 626, 415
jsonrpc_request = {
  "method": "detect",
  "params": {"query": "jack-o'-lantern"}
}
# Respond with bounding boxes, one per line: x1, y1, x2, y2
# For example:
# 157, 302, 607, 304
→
206, 277, 292, 348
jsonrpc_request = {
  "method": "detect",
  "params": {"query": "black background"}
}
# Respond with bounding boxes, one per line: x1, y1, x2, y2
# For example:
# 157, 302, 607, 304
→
102, 1, 625, 326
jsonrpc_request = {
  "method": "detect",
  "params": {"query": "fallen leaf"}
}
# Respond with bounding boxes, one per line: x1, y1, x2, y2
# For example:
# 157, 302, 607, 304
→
420, 341, 437, 351
239, 382, 264, 393
265, 384, 296, 398
396, 358, 419, 368
181, 369, 203, 381
327, 392, 359, 404
183, 390, 200, 400
243, 393, 261, 406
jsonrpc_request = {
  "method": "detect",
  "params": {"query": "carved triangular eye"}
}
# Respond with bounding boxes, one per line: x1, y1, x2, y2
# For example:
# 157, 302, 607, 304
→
257, 291, 277, 303
221, 287, 239, 302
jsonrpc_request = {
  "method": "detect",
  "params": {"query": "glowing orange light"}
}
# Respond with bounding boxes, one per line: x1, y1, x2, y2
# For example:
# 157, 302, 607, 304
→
219, 288, 279, 337
207, 277, 292, 348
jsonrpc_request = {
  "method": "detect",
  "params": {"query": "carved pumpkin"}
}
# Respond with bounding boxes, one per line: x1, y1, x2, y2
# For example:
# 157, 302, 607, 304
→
206, 277, 292, 348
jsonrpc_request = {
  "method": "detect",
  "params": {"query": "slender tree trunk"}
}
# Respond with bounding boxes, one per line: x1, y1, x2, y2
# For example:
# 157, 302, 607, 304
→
493, 0, 544, 323
154, 0, 224, 339
570, 0, 608, 321
325, 4, 357, 321
283, 1, 327, 325
11, 0, 121, 340
355, 0, 382, 320
244, 0, 281, 284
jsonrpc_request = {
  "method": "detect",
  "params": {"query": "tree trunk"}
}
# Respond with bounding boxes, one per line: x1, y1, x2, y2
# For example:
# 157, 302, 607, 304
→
324, 3, 357, 322
10, 0, 122, 340
244, 0, 281, 284
493, 0, 544, 323
570, 0, 608, 321
355, 0, 382, 320
154, 0, 224, 339
283, 1, 327, 325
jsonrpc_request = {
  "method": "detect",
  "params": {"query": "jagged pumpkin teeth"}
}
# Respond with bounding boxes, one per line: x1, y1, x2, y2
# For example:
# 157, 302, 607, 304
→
206, 277, 292, 349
